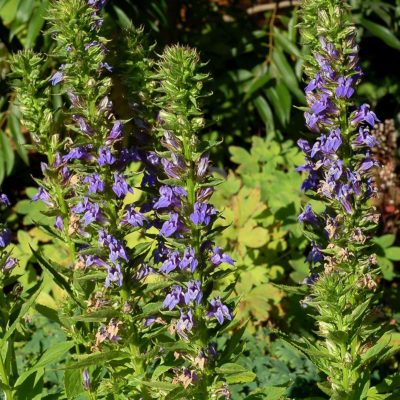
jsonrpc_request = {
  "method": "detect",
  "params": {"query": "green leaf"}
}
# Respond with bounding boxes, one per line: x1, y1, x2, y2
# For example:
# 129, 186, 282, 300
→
253, 95, 274, 131
65, 351, 129, 369
15, 341, 74, 387
9, 110, 28, 164
373, 234, 396, 249
64, 368, 85, 398
0, 129, 14, 176
244, 70, 271, 100
0, 280, 43, 348
384, 247, 400, 261
215, 363, 256, 384
25, 2, 47, 49
274, 28, 301, 58
361, 18, 400, 50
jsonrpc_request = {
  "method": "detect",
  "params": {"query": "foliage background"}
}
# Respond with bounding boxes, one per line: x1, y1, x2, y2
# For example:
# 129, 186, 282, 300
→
0, 0, 400, 398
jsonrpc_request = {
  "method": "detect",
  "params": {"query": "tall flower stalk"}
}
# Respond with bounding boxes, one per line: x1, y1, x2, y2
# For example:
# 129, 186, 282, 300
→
140, 46, 237, 398
295, 1, 394, 398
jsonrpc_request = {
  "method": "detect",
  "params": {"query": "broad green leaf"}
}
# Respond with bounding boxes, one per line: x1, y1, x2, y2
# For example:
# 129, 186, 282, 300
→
384, 246, 400, 261
0, 129, 14, 176
274, 28, 301, 58
373, 234, 395, 249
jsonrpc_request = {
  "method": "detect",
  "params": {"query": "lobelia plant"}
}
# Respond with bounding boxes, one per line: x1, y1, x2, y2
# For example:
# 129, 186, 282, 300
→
291, 0, 400, 399
10, 1, 247, 399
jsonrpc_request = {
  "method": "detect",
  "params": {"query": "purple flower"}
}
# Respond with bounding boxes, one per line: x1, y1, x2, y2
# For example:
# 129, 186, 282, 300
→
337, 183, 353, 213
106, 121, 123, 144
134, 263, 153, 280
63, 145, 93, 162
98, 146, 116, 166
83, 369, 91, 391
49, 71, 63, 86
99, 232, 129, 263
101, 62, 113, 72
154, 186, 186, 209
54, 216, 64, 230
73, 197, 104, 227
190, 202, 216, 226
0, 228, 11, 247
112, 173, 133, 198
161, 158, 181, 179
319, 37, 339, 58
336, 76, 355, 98
88, 0, 108, 10
207, 297, 232, 325
176, 309, 194, 339
210, 246, 234, 266
160, 250, 181, 274
2, 256, 17, 273
163, 285, 185, 310
352, 104, 380, 127
303, 272, 319, 286
120, 206, 147, 227
305, 73, 325, 93
160, 213, 181, 237
306, 243, 324, 264
83, 173, 105, 193
105, 263, 123, 287
196, 154, 209, 178
298, 205, 318, 225
353, 127, 378, 148
32, 187, 53, 207
85, 255, 109, 268
185, 281, 203, 305
72, 115, 94, 135
141, 170, 157, 187
179, 247, 198, 272
0, 194, 10, 207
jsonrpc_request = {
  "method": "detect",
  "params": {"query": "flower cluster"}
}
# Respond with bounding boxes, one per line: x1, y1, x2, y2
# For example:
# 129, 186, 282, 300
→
296, 1, 385, 398
146, 46, 234, 341
0, 194, 17, 275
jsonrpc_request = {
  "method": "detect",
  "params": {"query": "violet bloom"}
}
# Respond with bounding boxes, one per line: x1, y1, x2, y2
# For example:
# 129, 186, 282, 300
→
101, 62, 113, 72
306, 243, 324, 264
0, 228, 11, 247
98, 146, 116, 166
210, 246, 234, 266
112, 172, 133, 198
190, 202, 216, 226
63, 145, 93, 162
49, 71, 63, 86
106, 121, 123, 144
32, 187, 53, 207
120, 205, 147, 227
100, 233, 128, 263
2, 256, 17, 273
0, 194, 10, 207
73, 115, 94, 135
184, 280, 203, 305
82, 369, 91, 391
161, 158, 181, 179
179, 246, 198, 272
54, 216, 64, 231
105, 263, 123, 288
154, 186, 186, 209
160, 213, 181, 237
207, 297, 232, 325
160, 250, 181, 274
163, 285, 185, 310
176, 309, 194, 340
85, 255, 109, 268
305, 72, 325, 93
358, 153, 378, 173
353, 127, 378, 148
352, 104, 379, 127
298, 205, 318, 225
83, 173, 105, 193
336, 76, 354, 98
72, 197, 104, 227
196, 154, 209, 178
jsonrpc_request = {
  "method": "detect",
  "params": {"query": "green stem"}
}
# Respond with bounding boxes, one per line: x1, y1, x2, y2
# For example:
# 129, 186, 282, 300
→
0, 353, 13, 400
